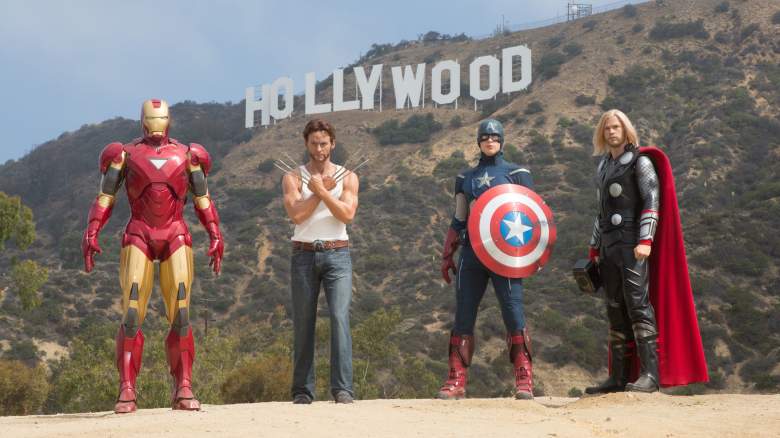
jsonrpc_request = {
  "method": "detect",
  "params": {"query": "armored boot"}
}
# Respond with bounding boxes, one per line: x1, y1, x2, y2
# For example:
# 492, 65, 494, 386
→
437, 334, 474, 400
585, 341, 630, 394
626, 337, 659, 393
114, 326, 145, 414
508, 329, 533, 400
165, 327, 201, 410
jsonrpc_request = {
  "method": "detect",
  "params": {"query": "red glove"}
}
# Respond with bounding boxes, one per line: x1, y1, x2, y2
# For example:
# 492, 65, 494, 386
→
440, 228, 460, 284
206, 222, 224, 275
195, 201, 224, 275
82, 200, 113, 272
588, 247, 600, 263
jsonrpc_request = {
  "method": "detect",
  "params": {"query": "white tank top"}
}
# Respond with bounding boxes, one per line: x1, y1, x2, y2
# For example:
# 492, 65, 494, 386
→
291, 165, 349, 242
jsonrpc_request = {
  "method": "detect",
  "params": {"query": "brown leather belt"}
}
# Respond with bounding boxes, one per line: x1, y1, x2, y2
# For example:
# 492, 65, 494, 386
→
292, 240, 349, 252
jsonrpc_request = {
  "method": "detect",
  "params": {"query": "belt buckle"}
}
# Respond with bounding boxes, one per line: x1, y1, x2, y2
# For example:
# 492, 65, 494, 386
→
313, 239, 325, 251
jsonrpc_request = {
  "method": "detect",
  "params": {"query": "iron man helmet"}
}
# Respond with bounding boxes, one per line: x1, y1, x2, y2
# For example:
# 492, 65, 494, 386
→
141, 99, 170, 139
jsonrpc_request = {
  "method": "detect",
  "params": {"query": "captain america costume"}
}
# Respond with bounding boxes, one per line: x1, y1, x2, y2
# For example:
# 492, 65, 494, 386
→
450, 148, 534, 336
437, 119, 536, 400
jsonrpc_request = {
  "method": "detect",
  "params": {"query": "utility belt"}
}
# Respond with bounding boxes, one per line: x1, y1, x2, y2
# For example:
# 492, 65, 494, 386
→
292, 239, 349, 252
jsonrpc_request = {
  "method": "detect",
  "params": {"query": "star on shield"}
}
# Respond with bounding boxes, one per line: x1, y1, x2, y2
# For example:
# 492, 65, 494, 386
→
476, 171, 494, 188
501, 211, 533, 246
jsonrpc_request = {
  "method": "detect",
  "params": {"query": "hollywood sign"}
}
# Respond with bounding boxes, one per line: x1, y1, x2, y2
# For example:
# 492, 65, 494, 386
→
245, 45, 532, 128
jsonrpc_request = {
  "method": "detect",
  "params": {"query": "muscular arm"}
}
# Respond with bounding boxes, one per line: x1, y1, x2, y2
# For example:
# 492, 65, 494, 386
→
282, 172, 320, 225
316, 172, 359, 224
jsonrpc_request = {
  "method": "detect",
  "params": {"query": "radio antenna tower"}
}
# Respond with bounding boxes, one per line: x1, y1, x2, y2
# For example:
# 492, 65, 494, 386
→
567, 3, 593, 21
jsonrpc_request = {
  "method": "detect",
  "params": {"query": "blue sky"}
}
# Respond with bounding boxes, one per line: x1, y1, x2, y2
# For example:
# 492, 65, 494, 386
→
0, 0, 637, 163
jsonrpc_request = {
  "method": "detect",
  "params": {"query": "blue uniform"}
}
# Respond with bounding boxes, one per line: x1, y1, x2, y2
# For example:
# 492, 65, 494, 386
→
450, 152, 533, 336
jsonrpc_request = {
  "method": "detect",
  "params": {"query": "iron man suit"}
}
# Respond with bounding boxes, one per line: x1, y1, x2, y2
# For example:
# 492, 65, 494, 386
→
82, 99, 224, 413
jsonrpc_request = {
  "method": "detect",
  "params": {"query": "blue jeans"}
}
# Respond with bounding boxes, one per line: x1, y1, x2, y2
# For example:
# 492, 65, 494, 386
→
453, 243, 525, 335
290, 247, 353, 399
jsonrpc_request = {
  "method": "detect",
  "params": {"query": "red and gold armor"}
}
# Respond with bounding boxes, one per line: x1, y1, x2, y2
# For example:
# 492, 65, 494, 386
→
82, 99, 223, 413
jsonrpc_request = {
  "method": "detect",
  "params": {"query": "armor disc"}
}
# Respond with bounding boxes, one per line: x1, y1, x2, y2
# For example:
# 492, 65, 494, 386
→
467, 184, 556, 278
609, 183, 623, 197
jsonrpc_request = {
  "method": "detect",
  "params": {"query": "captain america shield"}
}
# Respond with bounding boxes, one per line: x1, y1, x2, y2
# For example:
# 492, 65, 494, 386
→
467, 184, 556, 278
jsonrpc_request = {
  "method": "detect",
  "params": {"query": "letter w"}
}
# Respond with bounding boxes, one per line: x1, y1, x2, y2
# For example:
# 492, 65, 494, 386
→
391, 63, 426, 109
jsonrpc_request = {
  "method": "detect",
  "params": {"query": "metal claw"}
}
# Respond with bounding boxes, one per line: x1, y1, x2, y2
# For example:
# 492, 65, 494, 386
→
273, 161, 309, 184
335, 158, 370, 183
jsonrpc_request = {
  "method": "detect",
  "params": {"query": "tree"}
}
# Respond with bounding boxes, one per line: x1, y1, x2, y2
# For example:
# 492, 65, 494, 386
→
0, 192, 35, 250
0, 359, 49, 415
11, 260, 48, 310
352, 308, 402, 398
1, 192, 47, 310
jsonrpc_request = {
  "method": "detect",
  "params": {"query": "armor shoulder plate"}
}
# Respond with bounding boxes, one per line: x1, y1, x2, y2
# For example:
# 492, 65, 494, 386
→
188, 143, 212, 175
99, 142, 125, 173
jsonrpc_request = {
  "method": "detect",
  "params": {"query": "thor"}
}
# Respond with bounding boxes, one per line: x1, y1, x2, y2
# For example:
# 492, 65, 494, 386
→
585, 109, 707, 393
82, 99, 224, 413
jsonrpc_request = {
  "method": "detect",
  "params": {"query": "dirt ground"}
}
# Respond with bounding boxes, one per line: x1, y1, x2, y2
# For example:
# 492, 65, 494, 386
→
2, 393, 779, 438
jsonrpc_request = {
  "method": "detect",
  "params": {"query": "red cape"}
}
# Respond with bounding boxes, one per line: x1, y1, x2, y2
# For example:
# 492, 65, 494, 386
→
634, 146, 709, 387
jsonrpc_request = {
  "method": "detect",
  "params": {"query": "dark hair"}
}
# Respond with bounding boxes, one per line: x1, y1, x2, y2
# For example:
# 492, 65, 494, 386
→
302, 118, 336, 143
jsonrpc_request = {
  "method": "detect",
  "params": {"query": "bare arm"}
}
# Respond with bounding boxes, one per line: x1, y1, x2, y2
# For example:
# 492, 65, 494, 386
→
311, 172, 359, 224
282, 172, 320, 225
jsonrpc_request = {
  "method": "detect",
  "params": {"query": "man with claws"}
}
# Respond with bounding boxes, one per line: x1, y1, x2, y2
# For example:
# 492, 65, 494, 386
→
281, 118, 360, 405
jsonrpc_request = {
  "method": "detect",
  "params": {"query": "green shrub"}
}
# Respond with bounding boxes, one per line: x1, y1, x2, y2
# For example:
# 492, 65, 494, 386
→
563, 43, 583, 58
623, 4, 638, 17
433, 150, 468, 179
0, 360, 49, 415
525, 101, 545, 115
536, 52, 567, 79
574, 95, 596, 107
256, 159, 275, 173
649, 19, 709, 40
373, 114, 442, 145
546, 35, 564, 48
714, 1, 729, 13
221, 348, 292, 403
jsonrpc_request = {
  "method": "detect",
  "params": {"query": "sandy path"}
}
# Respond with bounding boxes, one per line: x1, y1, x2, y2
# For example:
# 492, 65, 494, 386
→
2, 393, 779, 438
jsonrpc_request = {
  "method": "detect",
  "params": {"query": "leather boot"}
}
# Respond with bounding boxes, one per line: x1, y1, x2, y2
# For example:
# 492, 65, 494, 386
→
585, 341, 630, 394
114, 326, 144, 414
436, 333, 474, 400
165, 327, 201, 410
508, 329, 533, 400
626, 337, 659, 392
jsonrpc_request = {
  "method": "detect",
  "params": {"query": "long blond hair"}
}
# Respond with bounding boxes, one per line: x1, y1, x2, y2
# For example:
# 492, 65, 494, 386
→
592, 109, 639, 156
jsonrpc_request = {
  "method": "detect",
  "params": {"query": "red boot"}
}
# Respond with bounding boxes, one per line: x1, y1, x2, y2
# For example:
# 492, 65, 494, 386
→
165, 327, 201, 410
114, 326, 144, 414
437, 333, 474, 400
508, 329, 533, 400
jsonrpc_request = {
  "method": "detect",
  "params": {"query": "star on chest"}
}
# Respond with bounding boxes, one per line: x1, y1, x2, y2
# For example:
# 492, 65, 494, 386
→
475, 171, 495, 188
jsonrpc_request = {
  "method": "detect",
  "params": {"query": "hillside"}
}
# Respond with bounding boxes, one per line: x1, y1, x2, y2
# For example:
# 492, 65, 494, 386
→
0, 0, 779, 410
